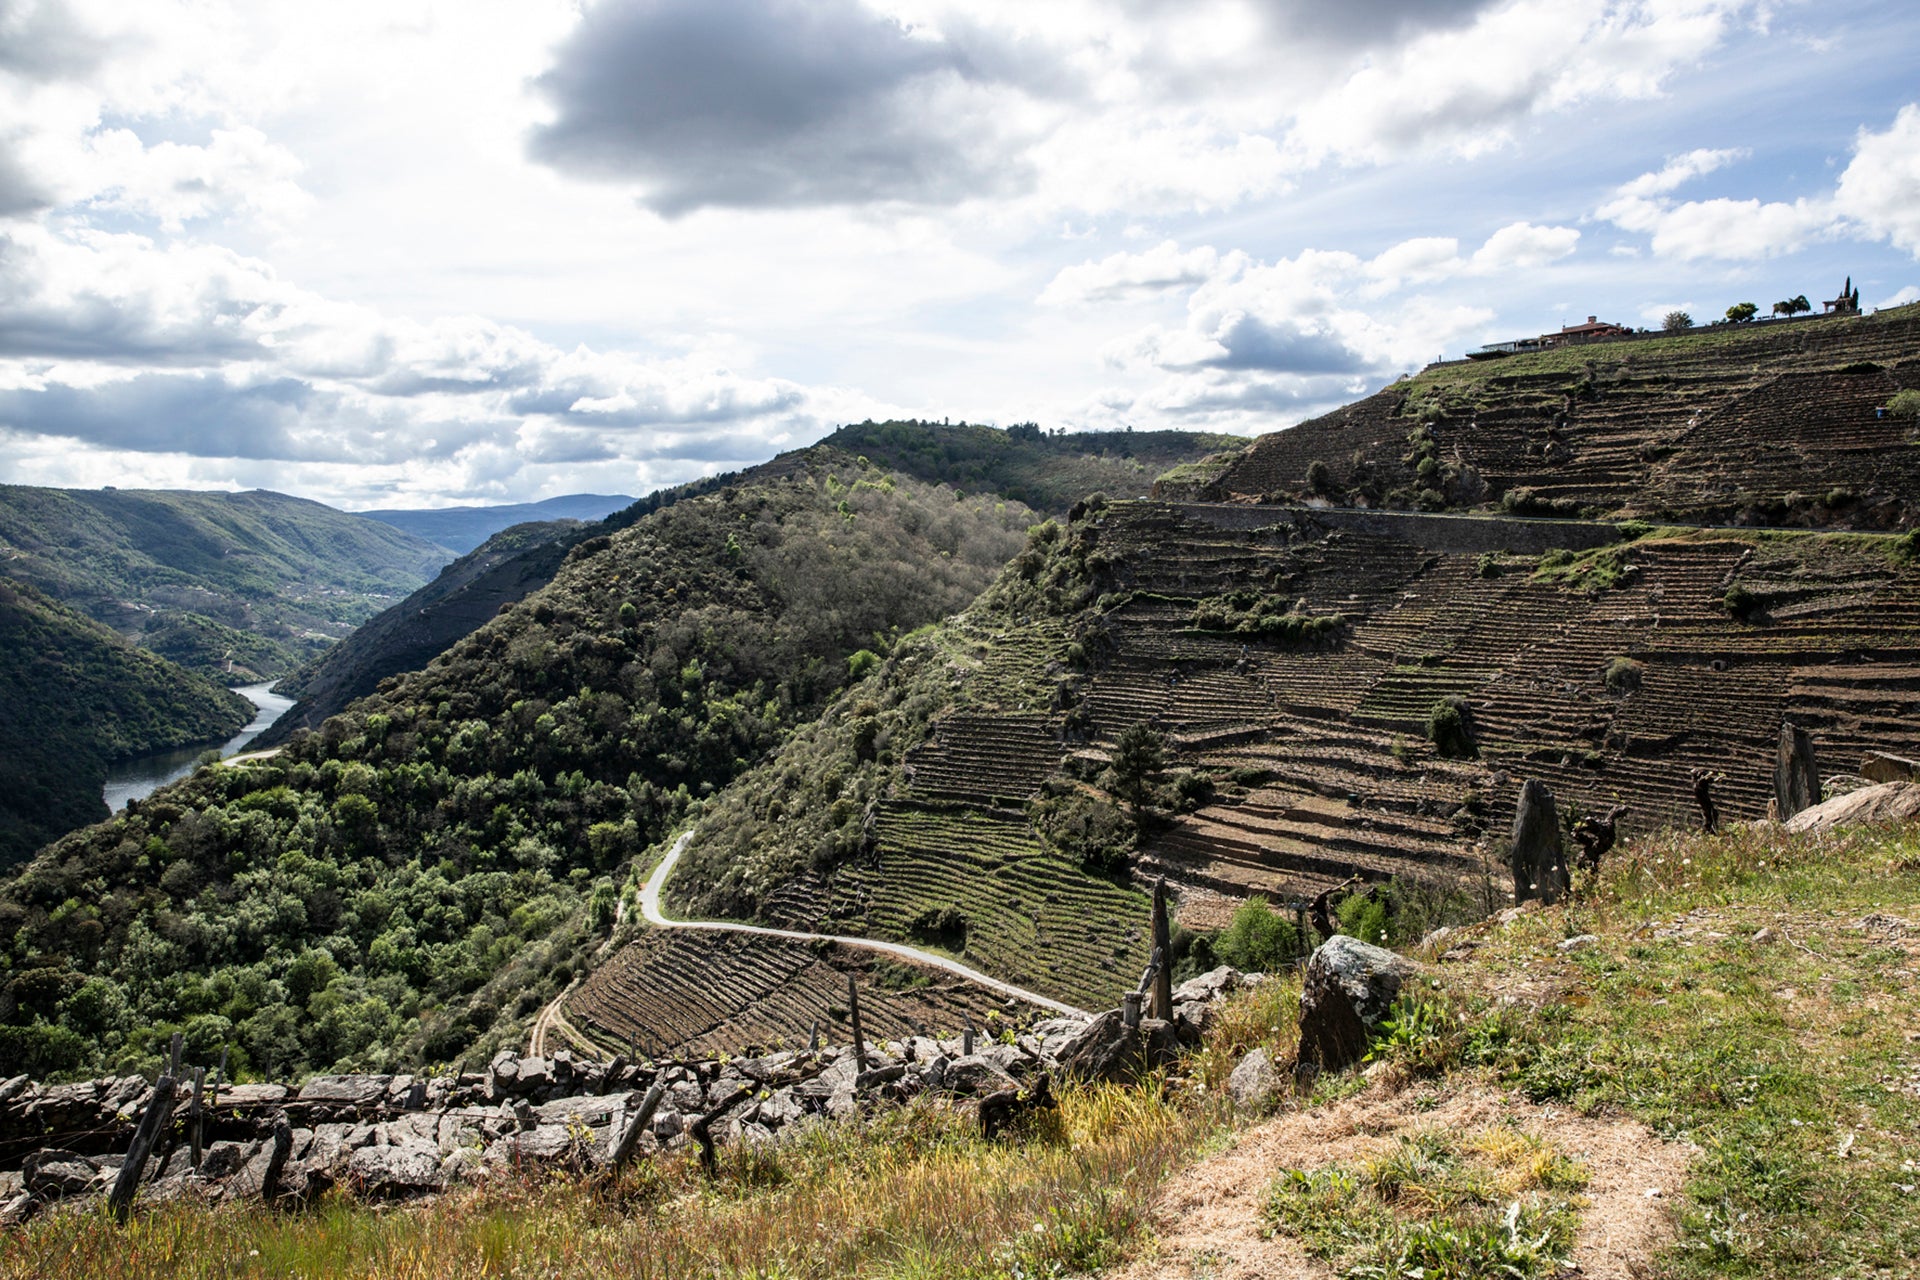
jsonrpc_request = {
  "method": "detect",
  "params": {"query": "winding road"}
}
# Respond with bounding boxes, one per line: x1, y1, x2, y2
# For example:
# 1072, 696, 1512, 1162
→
529, 831, 1088, 1055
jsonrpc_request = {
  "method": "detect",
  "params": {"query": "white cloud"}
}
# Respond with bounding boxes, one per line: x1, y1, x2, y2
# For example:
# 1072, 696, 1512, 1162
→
1834, 104, 1920, 257
1038, 240, 1227, 305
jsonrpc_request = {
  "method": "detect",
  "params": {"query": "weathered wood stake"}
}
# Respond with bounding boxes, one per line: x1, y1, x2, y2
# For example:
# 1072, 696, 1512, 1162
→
846, 975, 867, 1071
690, 1086, 752, 1177
260, 1114, 292, 1205
962, 1014, 975, 1058
1149, 876, 1174, 1021
108, 1075, 177, 1223
187, 1066, 207, 1170
807, 1019, 820, 1051
604, 1077, 667, 1176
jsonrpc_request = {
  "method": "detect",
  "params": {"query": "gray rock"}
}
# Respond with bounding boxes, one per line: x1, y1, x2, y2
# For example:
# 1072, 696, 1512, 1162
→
1861, 750, 1919, 784
1056, 1011, 1183, 1083
1776, 723, 1819, 819
1295, 935, 1418, 1076
1172, 965, 1242, 1005
1173, 1001, 1212, 1040
1509, 778, 1569, 904
23, 1149, 102, 1199
1556, 934, 1600, 953
941, 1055, 1019, 1096
1226, 1048, 1277, 1110
218, 1084, 288, 1107
298, 1075, 392, 1107
345, 1134, 444, 1196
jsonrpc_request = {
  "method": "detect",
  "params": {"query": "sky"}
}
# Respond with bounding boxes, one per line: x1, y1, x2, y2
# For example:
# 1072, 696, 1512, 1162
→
0, 0, 1916, 510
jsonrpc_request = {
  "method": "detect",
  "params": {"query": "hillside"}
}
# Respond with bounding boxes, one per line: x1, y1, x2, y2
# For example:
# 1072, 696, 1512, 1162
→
259, 520, 588, 746
825, 419, 1244, 514
259, 424, 1238, 749
1186, 304, 1920, 529
354, 494, 635, 555
0, 578, 251, 869
0, 450, 1039, 1080
595, 498, 1920, 1051
0, 486, 449, 681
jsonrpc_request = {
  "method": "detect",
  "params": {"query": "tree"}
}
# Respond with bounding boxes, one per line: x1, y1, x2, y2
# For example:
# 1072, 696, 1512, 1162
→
1725, 302, 1758, 323
1662, 311, 1694, 332
1107, 722, 1166, 808
1773, 295, 1811, 318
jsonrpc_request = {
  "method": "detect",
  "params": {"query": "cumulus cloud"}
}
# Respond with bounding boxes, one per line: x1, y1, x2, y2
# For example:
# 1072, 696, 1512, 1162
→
1600, 107, 1920, 262
1038, 240, 1226, 304
529, 0, 1041, 215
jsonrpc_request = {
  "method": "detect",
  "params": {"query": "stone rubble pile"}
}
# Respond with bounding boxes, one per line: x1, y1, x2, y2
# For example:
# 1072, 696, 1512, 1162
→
0, 966, 1248, 1223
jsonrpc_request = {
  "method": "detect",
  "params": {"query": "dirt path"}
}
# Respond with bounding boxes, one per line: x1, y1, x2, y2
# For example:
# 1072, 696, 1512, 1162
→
527, 832, 1090, 1053
1110, 1083, 1692, 1280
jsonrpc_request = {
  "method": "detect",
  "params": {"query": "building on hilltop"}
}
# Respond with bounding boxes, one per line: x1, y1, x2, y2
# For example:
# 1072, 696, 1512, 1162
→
1466, 315, 1633, 360
1824, 276, 1862, 315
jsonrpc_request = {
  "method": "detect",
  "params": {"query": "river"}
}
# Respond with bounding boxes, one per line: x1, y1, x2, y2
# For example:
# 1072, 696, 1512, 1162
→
102, 682, 297, 813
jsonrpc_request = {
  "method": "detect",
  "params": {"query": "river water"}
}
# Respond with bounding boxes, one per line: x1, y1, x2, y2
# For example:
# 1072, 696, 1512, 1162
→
102, 682, 296, 813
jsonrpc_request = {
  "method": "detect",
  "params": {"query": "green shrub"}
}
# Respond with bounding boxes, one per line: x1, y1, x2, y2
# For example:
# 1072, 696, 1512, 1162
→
1216, 896, 1300, 973
1723, 584, 1759, 618
1425, 695, 1477, 759
1602, 656, 1643, 693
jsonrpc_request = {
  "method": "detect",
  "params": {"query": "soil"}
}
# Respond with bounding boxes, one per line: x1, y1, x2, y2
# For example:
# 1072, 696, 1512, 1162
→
1110, 1080, 1693, 1280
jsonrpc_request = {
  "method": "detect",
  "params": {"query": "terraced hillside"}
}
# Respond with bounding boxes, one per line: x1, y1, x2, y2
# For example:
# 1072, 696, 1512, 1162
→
655, 499, 1920, 1033
567, 930, 1045, 1059
1197, 304, 1920, 529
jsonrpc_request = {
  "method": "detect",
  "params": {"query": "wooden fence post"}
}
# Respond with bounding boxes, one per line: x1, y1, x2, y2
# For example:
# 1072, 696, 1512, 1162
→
846, 976, 867, 1071
260, 1115, 292, 1205
1149, 877, 1174, 1021
963, 1014, 976, 1058
186, 1067, 207, 1170
603, 1077, 667, 1177
108, 1075, 178, 1223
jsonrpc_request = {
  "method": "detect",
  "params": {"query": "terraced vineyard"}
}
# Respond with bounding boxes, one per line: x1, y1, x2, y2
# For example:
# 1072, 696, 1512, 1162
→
565, 928, 1042, 1059
1203, 304, 1920, 527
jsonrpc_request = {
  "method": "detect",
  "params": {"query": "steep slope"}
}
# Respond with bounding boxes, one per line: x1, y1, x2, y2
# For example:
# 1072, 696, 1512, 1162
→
630, 501, 1920, 1041
355, 494, 635, 555
259, 520, 586, 746
0, 451, 1037, 1079
259, 423, 1241, 750
1192, 304, 1920, 529
0, 578, 251, 869
0, 485, 449, 680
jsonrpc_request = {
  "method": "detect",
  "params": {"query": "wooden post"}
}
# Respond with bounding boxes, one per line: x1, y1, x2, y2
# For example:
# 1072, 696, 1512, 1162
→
846, 976, 867, 1071
690, 1086, 752, 1178
168, 1032, 183, 1078
109, 1075, 177, 1223
1149, 877, 1174, 1021
962, 1014, 975, 1058
261, 1115, 292, 1205
603, 1077, 667, 1177
1122, 992, 1141, 1031
187, 1067, 207, 1171
807, 1019, 820, 1052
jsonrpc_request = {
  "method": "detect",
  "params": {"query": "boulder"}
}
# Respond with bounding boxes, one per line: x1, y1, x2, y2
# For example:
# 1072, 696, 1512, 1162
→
1172, 965, 1242, 1005
22, 1149, 102, 1199
1775, 723, 1820, 819
298, 1075, 391, 1108
1785, 781, 1920, 834
1295, 935, 1418, 1076
941, 1055, 1019, 1097
345, 1132, 446, 1196
1056, 1011, 1183, 1083
1226, 1048, 1277, 1110
1509, 779, 1569, 904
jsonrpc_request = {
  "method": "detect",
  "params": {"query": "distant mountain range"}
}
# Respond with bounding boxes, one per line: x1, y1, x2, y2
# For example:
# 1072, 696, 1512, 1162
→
355, 495, 638, 555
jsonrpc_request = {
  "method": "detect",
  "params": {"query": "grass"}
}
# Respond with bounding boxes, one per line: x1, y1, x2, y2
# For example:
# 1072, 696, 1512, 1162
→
1, 1080, 1207, 1280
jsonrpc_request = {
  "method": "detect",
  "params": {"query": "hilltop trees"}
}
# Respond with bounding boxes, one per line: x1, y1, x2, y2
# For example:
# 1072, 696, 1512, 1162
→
1725, 302, 1759, 323
1662, 311, 1695, 332
1774, 295, 1811, 318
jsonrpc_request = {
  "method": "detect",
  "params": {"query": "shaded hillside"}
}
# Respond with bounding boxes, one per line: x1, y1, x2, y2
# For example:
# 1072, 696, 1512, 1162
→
824, 420, 1244, 513
261, 424, 1240, 748
0, 452, 1036, 1079
649, 500, 1920, 1028
0, 578, 250, 869
355, 494, 635, 555
0, 486, 449, 680
259, 520, 586, 747
1193, 304, 1920, 529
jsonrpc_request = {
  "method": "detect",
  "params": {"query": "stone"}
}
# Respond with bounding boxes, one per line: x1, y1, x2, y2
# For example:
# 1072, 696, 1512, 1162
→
941, 1055, 1019, 1096
218, 1084, 288, 1107
1172, 965, 1242, 1005
346, 1133, 445, 1196
1775, 723, 1820, 820
1295, 935, 1418, 1076
298, 1075, 392, 1107
1785, 782, 1920, 834
1556, 934, 1600, 953
1509, 779, 1569, 905
1173, 1000, 1213, 1040
1226, 1048, 1277, 1110
1056, 1011, 1183, 1083
1862, 751, 1919, 784
23, 1149, 102, 1199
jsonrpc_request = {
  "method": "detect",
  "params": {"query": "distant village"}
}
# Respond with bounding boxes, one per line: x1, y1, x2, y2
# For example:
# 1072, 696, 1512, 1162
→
1463, 277, 1866, 361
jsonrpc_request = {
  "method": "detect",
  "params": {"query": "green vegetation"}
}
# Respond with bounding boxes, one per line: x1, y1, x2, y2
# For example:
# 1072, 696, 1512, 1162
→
1424, 695, 1477, 759
1888, 388, 1920, 421
821, 419, 1240, 514
0, 578, 250, 871
1664, 310, 1695, 332
1726, 302, 1759, 323
1603, 655, 1645, 693
1215, 895, 1301, 971
0, 455, 1036, 1079
0, 484, 449, 680
1188, 592, 1345, 643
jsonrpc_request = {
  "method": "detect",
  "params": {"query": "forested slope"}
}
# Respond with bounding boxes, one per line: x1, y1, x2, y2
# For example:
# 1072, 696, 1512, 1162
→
0, 486, 448, 680
0, 578, 251, 869
0, 451, 1035, 1079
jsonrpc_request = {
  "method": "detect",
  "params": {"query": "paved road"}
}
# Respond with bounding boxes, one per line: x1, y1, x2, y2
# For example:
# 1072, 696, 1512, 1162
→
639, 831, 1090, 1018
